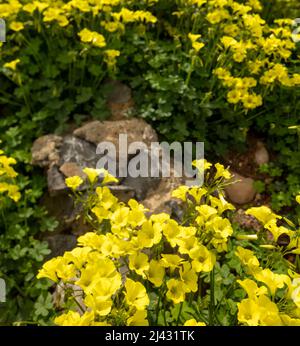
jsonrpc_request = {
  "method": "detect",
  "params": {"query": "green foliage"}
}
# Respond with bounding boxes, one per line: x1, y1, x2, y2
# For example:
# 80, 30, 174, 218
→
0, 172, 58, 324
0, 0, 300, 324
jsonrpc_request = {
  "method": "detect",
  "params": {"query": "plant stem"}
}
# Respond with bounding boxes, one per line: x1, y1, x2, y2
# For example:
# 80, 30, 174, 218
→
155, 292, 161, 325
176, 302, 183, 326
209, 267, 215, 326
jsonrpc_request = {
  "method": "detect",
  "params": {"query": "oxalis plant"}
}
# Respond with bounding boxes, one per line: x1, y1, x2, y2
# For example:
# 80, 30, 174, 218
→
37, 161, 300, 326
0, 147, 57, 325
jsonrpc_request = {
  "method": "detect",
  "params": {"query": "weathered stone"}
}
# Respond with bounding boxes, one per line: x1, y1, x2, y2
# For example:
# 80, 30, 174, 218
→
108, 185, 136, 203
59, 162, 86, 179
32, 117, 170, 235
225, 171, 256, 205
142, 163, 184, 216
122, 176, 160, 201
105, 80, 134, 121
40, 191, 92, 235
59, 135, 98, 168
254, 140, 269, 166
31, 134, 63, 167
47, 165, 67, 196
73, 118, 158, 153
231, 209, 262, 232
44, 234, 77, 259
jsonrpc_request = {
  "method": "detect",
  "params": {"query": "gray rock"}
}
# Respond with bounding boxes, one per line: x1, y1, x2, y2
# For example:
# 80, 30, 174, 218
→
59, 135, 98, 168
47, 165, 67, 196
105, 80, 134, 121
44, 234, 77, 259
73, 118, 158, 151
254, 141, 269, 166
59, 162, 86, 179
122, 176, 160, 201
141, 163, 184, 215
225, 171, 256, 205
31, 134, 63, 167
105, 80, 132, 105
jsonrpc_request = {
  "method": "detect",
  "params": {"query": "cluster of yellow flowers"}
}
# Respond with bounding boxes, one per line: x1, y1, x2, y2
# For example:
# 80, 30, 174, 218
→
236, 197, 300, 326
179, 0, 300, 109
214, 4, 300, 107
37, 160, 300, 326
2, 0, 300, 110
37, 160, 236, 326
214, 68, 263, 109
0, 148, 21, 203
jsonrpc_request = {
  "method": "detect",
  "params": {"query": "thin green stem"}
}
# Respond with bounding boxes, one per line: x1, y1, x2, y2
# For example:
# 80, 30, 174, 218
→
176, 302, 183, 326
155, 292, 161, 325
209, 267, 215, 326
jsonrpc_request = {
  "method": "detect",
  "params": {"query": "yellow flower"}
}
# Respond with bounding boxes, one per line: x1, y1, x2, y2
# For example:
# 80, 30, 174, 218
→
237, 279, 268, 299
296, 195, 300, 205
253, 269, 288, 296
162, 219, 181, 247
188, 33, 205, 52
166, 279, 186, 304
129, 252, 149, 278
242, 93, 263, 109
188, 33, 201, 42
146, 259, 165, 287
184, 319, 206, 326
214, 163, 231, 180
206, 216, 233, 240
209, 195, 235, 214
77, 233, 104, 251
37, 257, 65, 282
192, 41, 204, 52
192, 159, 212, 172
291, 278, 300, 308
172, 185, 190, 201
235, 246, 260, 274
177, 236, 198, 256
65, 176, 83, 190
237, 298, 261, 326
0, 155, 18, 178
96, 186, 118, 210
83, 167, 101, 184
128, 199, 148, 227
195, 205, 217, 224
4, 59, 20, 71
76, 263, 121, 296
257, 295, 282, 326
281, 315, 300, 326
125, 278, 149, 310
190, 244, 216, 272
78, 29, 106, 48
101, 21, 124, 33
111, 206, 130, 228
206, 9, 229, 24
188, 187, 208, 204
127, 310, 149, 326
137, 220, 162, 248
227, 89, 242, 104
54, 311, 94, 326
98, 168, 118, 185
179, 262, 198, 293
245, 206, 281, 225
6, 184, 21, 202
104, 49, 120, 66
10, 21, 24, 32
63, 246, 92, 268
84, 295, 113, 317
160, 254, 185, 271
23, 3, 38, 13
